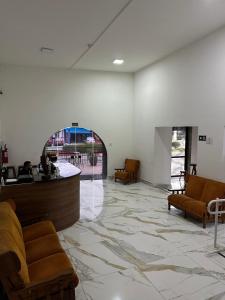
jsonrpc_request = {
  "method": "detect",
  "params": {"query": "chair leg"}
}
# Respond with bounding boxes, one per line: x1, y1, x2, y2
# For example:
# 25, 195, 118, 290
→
203, 214, 206, 228
168, 203, 170, 211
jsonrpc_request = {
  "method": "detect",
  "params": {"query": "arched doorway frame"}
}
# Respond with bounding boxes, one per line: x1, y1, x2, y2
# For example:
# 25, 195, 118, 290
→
43, 126, 107, 180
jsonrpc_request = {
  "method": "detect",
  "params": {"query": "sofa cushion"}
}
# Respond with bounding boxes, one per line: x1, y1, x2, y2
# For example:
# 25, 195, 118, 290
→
168, 194, 193, 210
200, 181, 225, 205
23, 220, 56, 242
25, 234, 64, 264
29, 252, 79, 287
185, 175, 206, 200
115, 170, 129, 180
185, 200, 206, 217
0, 230, 30, 284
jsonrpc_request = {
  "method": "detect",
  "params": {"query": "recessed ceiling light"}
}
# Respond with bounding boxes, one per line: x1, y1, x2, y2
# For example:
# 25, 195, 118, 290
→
113, 59, 124, 65
40, 47, 55, 54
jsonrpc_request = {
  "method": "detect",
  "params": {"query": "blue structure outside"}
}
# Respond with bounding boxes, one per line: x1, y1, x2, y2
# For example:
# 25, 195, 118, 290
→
65, 127, 92, 135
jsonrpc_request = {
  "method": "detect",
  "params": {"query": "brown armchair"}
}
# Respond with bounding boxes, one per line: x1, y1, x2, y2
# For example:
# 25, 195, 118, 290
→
115, 159, 140, 184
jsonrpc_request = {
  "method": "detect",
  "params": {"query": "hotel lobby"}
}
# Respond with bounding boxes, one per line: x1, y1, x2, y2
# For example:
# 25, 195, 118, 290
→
2, 1, 225, 299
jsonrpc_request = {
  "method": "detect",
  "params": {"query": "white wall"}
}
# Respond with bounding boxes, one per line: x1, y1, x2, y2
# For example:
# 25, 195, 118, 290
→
191, 127, 198, 165
153, 127, 172, 186
0, 65, 134, 175
134, 25, 225, 182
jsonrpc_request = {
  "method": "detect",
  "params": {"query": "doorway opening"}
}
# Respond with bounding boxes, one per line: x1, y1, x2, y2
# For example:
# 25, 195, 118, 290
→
43, 127, 107, 180
171, 127, 197, 188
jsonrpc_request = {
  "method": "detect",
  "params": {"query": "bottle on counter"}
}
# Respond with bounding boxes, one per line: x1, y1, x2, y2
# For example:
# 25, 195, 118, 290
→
1, 176, 5, 186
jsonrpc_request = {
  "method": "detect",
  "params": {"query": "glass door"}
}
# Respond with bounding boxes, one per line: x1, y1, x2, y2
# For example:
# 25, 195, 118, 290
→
170, 127, 192, 188
171, 127, 186, 177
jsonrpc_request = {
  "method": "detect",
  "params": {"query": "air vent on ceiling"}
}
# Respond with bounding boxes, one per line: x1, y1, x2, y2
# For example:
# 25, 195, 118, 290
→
40, 47, 55, 54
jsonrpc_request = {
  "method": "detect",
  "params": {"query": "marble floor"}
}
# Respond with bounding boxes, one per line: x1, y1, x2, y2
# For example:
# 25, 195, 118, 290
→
58, 179, 225, 300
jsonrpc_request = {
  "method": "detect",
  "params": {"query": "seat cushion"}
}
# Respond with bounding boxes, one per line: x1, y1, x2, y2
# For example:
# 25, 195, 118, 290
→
200, 181, 225, 205
115, 170, 129, 180
185, 175, 206, 200
168, 194, 193, 210
23, 220, 56, 242
29, 252, 79, 287
25, 234, 63, 264
185, 200, 206, 217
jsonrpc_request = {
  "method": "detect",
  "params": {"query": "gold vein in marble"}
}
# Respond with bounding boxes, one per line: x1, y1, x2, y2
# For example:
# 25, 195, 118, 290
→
111, 188, 166, 199
71, 256, 97, 281
73, 246, 127, 271
156, 228, 208, 236
123, 212, 169, 227
64, 235, 81, 247
141, 264, 225, 280
95, 220, 134, 235
140, 231, 167, 241
78, 223, 119, 242
101, 240, 163, 269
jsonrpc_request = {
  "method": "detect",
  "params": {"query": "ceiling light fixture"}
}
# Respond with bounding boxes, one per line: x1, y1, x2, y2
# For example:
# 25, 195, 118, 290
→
113, 59, 124, 65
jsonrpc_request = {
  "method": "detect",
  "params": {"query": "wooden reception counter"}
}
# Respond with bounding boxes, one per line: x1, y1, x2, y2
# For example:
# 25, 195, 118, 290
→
0, 162, 81, 231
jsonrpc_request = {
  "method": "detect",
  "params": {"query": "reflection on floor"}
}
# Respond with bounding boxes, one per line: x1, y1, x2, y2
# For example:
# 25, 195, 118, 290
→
58, 180, 225, 300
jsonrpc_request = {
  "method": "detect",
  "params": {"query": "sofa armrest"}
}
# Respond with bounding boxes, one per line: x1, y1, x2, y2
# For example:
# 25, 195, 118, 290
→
0, 251, 21, 278
16, 270, 76, 299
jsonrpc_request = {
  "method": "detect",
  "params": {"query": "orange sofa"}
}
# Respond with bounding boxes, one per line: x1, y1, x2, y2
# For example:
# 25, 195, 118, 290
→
168, 175, 225, 228
0, 201, 79, 299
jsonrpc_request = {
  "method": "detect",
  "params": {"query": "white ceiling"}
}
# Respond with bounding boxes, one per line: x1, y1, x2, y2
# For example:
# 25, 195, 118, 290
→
1, 0, 225, 72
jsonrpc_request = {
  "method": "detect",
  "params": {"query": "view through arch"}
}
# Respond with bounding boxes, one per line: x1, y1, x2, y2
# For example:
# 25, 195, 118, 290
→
43, 127, 107, 180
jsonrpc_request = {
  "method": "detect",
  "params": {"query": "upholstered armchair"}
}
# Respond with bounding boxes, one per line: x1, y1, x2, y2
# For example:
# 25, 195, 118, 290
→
115, 159, 140, 184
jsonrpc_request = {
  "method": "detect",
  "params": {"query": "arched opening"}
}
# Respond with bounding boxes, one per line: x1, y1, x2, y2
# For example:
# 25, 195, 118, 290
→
43, 127, 107, 180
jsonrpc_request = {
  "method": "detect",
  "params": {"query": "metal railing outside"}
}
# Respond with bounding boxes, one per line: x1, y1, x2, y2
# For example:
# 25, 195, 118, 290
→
207, 198, 225, 248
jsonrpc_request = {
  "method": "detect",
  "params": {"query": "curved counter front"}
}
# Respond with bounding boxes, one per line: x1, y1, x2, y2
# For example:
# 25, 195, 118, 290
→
0, 162, 81, 231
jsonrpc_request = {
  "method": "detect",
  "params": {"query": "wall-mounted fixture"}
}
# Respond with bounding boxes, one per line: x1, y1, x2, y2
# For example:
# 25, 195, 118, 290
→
206, 137, 213, 144
198, 135, 213, 144
199, 135, 206, 141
